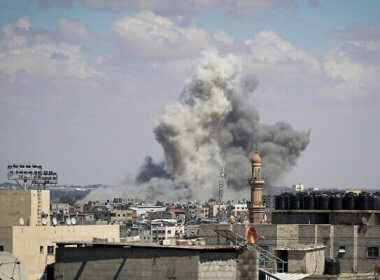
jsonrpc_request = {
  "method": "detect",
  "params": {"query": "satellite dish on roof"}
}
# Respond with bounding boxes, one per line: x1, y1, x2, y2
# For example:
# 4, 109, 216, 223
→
71, 217, 77, 225
66, 217, 71, 225
229, 216, 235, 224
42, 217, 48, 225
52, 217, 58, 226
18, 217, 24, 226
0, 252, 28, 280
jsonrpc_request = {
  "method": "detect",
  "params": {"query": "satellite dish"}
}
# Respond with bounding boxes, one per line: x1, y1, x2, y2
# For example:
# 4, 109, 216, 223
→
66, 217, 71, 225
229, 216, 235, 224
71, 217, 77, 225
19, 217, 24, 226
0, 252, 28, 280
41, 217, 48, 225
52, 217, 58, 226
247, 226, 259, 244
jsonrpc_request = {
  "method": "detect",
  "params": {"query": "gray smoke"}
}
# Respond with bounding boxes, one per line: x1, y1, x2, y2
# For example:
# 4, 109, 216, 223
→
136, 50, 309, 201
84, 50, 309, 203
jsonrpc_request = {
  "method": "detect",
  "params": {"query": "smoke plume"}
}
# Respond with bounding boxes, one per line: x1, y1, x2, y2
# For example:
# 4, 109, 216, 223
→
84, 50, 310, 202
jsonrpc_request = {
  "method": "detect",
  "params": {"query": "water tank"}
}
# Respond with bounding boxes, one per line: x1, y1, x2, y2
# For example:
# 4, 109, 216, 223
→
305, 195, 316, 210
343, 194, 355, 210
331, 195, 343, 210
284, 193, 291, 210
298, 193, 306, 209
275, 195, 286, 210
358, 194, 370, 210
317, 195, 329, 210
290, 194, 300, 210
324, 259, 340, 275
372, 195, 380, 210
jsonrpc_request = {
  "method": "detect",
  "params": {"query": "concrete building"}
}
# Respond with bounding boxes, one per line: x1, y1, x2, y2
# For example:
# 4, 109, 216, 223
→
0, 190, 50, 226
292, 184, 305, 192
110, 209, 135, 225
210, 204, 227, 218
231, 203, 249, 217
51, 202, 70, 215
151, 219, 185, 242
130, 205, 167, 217
0, 189, 120, 280
199, 223, 380, 276
52, 241, 259, 280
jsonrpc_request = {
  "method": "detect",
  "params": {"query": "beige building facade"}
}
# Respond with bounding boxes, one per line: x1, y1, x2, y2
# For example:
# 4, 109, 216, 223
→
0, 190, 120, 280
0, 190, 50, 226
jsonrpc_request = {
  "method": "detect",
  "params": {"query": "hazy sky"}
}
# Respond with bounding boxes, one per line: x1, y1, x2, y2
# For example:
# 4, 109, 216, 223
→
0, 0, 379, 190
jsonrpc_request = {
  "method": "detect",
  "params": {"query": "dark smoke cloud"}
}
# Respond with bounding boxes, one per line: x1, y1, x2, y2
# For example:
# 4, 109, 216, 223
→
136, 156, 171, 183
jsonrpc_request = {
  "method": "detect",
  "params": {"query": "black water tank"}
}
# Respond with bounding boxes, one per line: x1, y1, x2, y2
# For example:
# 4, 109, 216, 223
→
305, 195, 316, 210
343, 194, 355, 210
298, 193, 306, 209
284, 193, 291, 210
372, 195, 380, 210
317, 195, 329, 210
324, 259, 340, 275
358, 194, 370, 210
290, 194, 300, 210
275, 195, 286, 210
331, 195, 343, 210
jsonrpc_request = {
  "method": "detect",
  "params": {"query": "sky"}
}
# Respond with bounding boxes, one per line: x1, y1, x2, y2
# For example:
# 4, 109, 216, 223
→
0, 0, 380, 191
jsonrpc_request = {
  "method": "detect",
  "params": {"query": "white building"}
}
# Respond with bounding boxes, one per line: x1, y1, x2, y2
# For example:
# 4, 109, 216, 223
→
129, 205, 167, 217
231, 203, 248, 216
292, 184, 304, 192
150, 219, 184, 242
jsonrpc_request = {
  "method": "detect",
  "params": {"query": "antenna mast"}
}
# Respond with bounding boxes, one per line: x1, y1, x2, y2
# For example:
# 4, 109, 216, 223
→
217, 163, 228, 222
219, 164, 227, 204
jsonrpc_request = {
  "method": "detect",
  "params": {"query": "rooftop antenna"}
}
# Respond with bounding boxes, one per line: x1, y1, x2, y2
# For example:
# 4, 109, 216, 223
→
219, 163, 228, 204
217, 162, 228, 222
7, 164, 58, 190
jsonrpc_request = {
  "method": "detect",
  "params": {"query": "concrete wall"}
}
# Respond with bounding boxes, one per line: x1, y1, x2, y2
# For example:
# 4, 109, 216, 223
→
53, 246, 258, 280
0, 190, 50, 226
287, 249, 325, 274
0, 227, 13, 252
0, 225, 119, 280
199, 224, 380, 274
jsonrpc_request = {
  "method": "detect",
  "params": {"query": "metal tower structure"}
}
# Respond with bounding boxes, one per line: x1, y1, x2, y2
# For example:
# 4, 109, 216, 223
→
7, 164, 58, 190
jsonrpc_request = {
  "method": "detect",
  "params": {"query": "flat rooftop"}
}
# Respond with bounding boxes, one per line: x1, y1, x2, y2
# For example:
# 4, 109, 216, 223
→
56, 241, 241, 251
272, 210, 380, 213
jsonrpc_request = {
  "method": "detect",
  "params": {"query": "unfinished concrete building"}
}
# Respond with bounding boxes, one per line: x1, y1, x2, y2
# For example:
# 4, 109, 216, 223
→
52, 241, 259, 280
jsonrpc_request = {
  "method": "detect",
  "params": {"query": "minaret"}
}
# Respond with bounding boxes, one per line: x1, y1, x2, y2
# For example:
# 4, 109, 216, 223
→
248, 150, 265, 223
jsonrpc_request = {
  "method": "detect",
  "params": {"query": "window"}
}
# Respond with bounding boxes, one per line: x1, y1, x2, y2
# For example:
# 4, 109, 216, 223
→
47, 246, 54, 255
40, 246, 44, 254
167, 230, 171, 234
0, 245, 4, 251
368, 247, 379, 258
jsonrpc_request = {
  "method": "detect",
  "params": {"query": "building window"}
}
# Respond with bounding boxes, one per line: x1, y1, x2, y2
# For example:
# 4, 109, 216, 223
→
367, 247, 379, 258
0, 245, 4, 251
47, 246, 54, 255
40, 246, 44, 254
